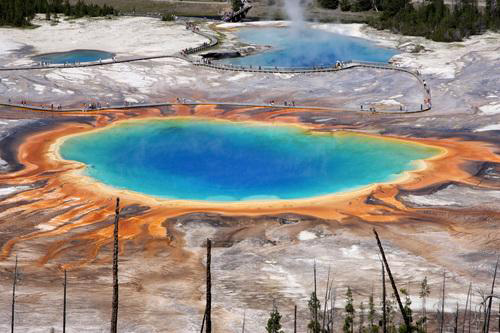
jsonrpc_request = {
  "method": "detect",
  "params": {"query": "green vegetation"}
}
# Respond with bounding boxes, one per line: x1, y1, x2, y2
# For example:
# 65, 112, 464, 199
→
350, 0, 374, 11
343, 287, 355, 333
340, 0, 352, 11
331, 0, 500, 41
307, 290, 321, 332
0, 0, 117, 27
318, 0, 340, 10
8, 230, 499, 332
161, 13, 175, 21
266, 304, 284, 333
231, 0, 243, 11
368, 0, 500, 41
367, 292, 379, 332
416, 276, 430, 331
399, 288, 414, 332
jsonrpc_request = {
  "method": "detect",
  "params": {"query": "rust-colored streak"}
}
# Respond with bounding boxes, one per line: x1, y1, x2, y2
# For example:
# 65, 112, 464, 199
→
0, 106, 499, 269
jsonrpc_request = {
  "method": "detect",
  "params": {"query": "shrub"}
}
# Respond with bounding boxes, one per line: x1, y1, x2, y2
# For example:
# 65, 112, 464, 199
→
340, 0, 352, 11
318, 0, 340, 9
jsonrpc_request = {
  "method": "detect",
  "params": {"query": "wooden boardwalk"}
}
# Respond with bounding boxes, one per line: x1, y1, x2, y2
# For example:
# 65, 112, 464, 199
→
0, 100, 428, 114
0, 23, 431, 114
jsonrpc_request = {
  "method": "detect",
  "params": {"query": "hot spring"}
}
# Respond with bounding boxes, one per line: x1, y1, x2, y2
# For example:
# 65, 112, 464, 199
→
220, 27, 399, 68
33, 49, 114, 64
60, 119, 439, 202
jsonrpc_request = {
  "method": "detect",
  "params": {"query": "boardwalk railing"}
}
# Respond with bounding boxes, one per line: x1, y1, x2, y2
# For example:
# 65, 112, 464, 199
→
0, 101, 428, 114
0, 21, 431, 114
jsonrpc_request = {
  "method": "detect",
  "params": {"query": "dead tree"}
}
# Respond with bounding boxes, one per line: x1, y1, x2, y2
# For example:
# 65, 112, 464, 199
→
294, 304, 297, 333
322, 267, 331, 331
63, 270, 67, 333
204, 238, 212, 333
373, 229, 411, 331
314, 261, 318, 331
11, 255, 18, 333
484, 257, 498, 333
382, 261, 387, 333
329, 288, 337, 331
454, 303, 459, 333
462, 283, 472, 333
322, 269, 328, 330
241, 310, 245, 333
440, 272, 446, 333
200, 311, 206, 333
468, 298, 472, 333
110, 197, 120, 333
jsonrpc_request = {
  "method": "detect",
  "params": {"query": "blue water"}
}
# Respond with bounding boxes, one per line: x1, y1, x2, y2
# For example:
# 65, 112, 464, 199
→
60, 119, 438, 202
221, 27, 398, 68
32, 49, 114, 64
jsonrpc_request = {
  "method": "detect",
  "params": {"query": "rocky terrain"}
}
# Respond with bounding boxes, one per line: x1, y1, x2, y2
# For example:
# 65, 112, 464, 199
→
0, 16, 499, 332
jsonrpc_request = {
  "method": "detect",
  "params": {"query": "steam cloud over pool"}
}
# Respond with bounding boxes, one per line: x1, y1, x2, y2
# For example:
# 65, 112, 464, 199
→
221, 27, 398, 67
60, 119, 438, 201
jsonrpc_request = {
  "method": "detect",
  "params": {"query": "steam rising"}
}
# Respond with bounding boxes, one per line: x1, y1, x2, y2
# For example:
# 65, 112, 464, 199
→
283, 0, 306, 28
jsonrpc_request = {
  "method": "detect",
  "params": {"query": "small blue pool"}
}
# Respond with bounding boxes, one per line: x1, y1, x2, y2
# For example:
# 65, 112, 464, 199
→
32, 49, 114, 64
220, 27, 398, 68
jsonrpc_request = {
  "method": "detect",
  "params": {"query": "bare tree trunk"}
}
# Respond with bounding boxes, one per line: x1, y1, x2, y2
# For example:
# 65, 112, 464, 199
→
454, 303, 459, 333
322, 267, 331, 331
468, 296, 472, 333
478, 302, 485, 332
200, 310, 206, 333
373, 229, 411, 331
110, 197, 120, 333
63, 270, 67, 333
462, 283, 472, 333
332, 288, 337, 331
314, 260, 318, 332
440, 272, 446, 333
205, 238, 212, 333
294, 304, 297, 333
241, 310, 245, 333
484, 257, 498, 333
11, 255, 18, 333
422, 293, 427, 333
382, 260, 387, 333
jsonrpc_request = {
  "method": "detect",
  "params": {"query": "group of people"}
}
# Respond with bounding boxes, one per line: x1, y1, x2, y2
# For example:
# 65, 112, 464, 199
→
36, 56, 117, 68
99, 57, 117, 64
83, 102, 103, 111
181, 42, 211, 56
176, 97, 189, 103
423, 97, 432, 109
47, 104, 63, 110
196, 61, 349, 73
185, 22, 199, 32
269, 100, 296, 107
335, 60, 346, 69
14, 99, 65, 111
360, 105, 377, 113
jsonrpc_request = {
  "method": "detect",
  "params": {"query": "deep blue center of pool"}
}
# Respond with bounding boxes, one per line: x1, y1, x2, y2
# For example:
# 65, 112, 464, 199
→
32, 49, 113, 64
221, 27, 398, 68
60, 119, 438, 202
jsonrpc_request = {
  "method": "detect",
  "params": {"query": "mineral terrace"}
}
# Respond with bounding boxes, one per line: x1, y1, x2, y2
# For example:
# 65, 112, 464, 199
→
0, 16, 499, 332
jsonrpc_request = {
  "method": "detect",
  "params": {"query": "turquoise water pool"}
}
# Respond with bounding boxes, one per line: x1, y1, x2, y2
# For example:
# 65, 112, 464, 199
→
32, 49, 114, 64
221, 27, 398, 68
60, 119, 438, 201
